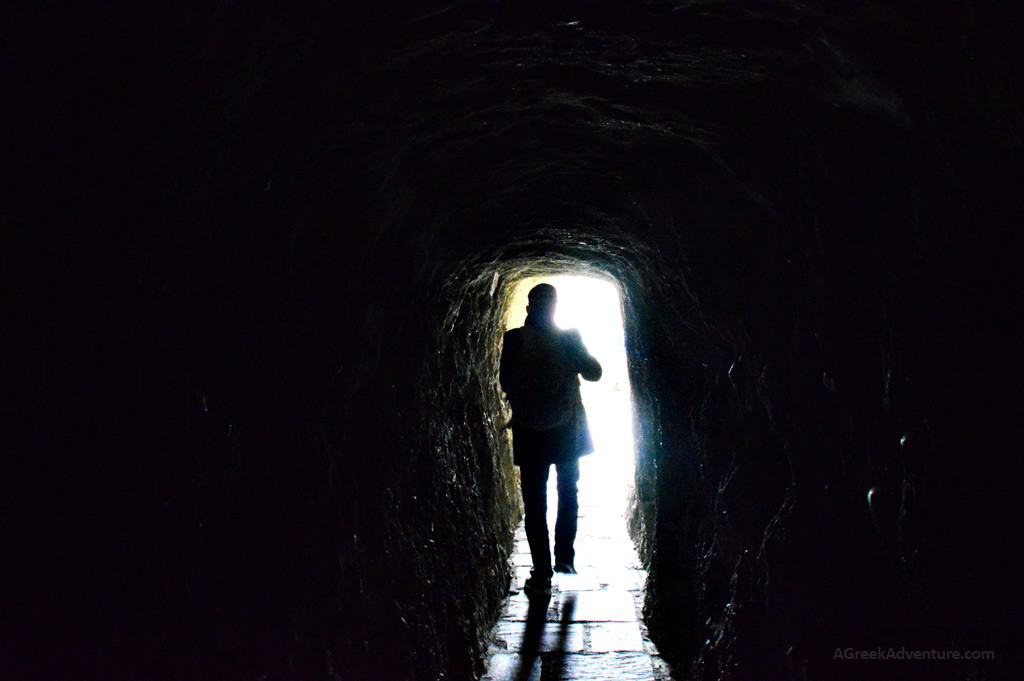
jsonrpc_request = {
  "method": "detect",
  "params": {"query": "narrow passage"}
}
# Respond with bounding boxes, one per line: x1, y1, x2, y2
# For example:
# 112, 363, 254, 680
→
482, 495, 670, 680
484, 275, 670, 680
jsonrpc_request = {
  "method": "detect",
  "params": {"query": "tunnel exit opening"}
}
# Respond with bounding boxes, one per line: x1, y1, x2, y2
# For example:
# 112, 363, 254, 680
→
502, 273, 637, 547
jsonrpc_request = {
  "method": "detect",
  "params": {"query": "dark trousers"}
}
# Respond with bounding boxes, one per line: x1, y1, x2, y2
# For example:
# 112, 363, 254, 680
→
518, 457, 580, 578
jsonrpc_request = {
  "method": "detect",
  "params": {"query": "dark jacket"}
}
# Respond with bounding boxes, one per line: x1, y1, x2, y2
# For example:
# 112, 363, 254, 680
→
499, 322, 602, 465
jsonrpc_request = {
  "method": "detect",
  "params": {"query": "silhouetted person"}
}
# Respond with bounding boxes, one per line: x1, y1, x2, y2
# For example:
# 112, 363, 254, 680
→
499, 283, 602, 596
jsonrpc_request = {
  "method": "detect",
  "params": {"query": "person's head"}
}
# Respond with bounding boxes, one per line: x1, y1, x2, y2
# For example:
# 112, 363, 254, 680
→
526, 283, 557, 321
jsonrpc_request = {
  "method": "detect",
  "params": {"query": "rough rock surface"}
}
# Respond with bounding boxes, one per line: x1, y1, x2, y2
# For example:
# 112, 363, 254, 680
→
4, 2, 1021, 680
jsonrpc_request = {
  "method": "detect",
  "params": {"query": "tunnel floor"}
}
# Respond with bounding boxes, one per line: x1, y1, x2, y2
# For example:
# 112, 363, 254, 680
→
482, 479, 670, 680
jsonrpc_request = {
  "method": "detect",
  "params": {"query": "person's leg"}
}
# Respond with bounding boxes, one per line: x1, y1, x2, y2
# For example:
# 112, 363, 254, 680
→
519, 461, 553, 579
553, 457, 580, 569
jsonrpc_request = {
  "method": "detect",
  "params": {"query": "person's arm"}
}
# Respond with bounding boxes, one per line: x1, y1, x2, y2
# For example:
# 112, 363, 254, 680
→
568, 330, 602, 381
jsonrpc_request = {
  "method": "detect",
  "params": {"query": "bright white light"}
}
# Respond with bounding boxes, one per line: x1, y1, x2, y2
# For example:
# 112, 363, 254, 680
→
504, 274, 635, 527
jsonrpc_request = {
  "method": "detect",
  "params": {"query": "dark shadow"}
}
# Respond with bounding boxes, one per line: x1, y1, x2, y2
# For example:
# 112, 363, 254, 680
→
514, 591, 551, 681
547, 593, 577, 680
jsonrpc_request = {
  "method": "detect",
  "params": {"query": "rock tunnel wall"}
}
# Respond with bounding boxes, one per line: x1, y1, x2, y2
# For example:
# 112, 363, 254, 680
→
4, 2, 1021, 680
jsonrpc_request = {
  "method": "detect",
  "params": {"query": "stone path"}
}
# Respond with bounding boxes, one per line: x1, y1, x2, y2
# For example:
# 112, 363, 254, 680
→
482, 478, 672, 681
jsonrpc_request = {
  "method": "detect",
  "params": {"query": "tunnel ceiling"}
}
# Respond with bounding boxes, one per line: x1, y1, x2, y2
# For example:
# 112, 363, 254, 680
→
5, 2, 1022, 680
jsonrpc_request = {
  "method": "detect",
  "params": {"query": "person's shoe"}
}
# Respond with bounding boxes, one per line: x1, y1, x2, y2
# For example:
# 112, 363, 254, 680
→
523, 573, 552, 596
553, 561, 577, 575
